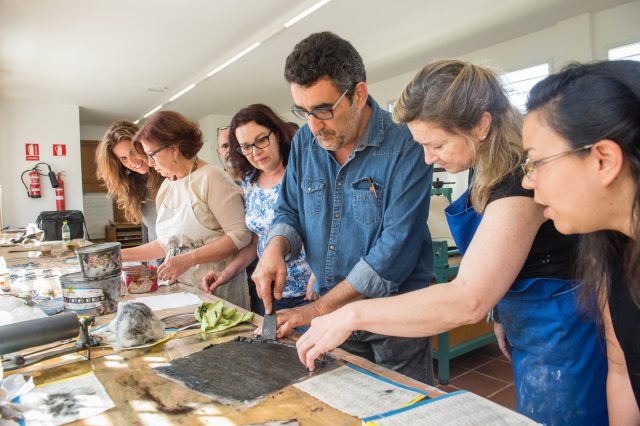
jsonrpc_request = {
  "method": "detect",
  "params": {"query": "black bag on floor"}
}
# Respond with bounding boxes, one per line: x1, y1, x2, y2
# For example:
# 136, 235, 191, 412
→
36, 210, 88, 241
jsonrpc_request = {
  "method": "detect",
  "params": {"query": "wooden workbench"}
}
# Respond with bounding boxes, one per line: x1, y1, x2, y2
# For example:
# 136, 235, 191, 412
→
1, 240, 443, 425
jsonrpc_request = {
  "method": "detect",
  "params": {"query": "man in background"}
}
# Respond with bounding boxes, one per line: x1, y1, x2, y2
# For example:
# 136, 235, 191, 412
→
216, 126, 242, 183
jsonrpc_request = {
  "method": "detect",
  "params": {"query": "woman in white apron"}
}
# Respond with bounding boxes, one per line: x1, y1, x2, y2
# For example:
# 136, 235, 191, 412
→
122, 111, 252, 309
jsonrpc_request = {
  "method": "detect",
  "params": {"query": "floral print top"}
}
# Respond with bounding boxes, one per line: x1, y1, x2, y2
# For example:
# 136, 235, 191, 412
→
242, 177, 312, 298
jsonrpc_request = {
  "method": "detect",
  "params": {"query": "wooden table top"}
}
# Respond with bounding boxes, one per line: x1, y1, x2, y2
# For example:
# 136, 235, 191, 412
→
1, 242, 443, 425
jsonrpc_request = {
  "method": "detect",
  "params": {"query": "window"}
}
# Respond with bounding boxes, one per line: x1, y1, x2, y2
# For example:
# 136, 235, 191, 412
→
608, 41, 640, 62
502, 63, 550, 113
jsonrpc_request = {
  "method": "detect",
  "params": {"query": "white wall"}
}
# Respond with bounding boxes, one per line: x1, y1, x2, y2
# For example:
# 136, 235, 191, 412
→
198, 113, 233, 169
0, 100, 83, 229
80, 124, 108, 141
368, 2, 640, 201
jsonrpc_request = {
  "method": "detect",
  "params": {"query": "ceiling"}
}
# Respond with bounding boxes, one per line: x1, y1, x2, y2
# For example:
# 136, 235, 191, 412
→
0, 0, 630, 128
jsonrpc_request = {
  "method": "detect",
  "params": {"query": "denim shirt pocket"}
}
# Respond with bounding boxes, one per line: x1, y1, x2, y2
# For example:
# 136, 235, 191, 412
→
351, 178, 383, 225
301, 178, 325, 217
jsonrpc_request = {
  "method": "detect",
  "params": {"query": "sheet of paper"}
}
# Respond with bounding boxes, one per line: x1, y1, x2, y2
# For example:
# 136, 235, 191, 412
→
294, 364, 427, 418
20, 371, 115, 426
132, 291, 202, 310
93, 326, 177, 351
362, 391, 540, 426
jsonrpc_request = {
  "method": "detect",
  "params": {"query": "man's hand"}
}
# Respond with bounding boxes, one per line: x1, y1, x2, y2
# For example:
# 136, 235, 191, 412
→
201, 270, 228, 293
304, 273, 319, 301
252, 237, 289, 313
158, 254, 192, 284
275, 303, 322, 338
296, 307, 354, 371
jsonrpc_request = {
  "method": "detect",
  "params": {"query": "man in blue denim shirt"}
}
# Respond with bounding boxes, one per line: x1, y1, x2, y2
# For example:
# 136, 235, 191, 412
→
253, 32, 435, 383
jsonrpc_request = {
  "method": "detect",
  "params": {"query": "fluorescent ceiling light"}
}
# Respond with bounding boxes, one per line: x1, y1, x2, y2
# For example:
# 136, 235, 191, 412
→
168, 83, 196, 102
143, 104, 163, 118
207, 41, 261, 77
133, 120, 140, 125
283, 0, 330, 28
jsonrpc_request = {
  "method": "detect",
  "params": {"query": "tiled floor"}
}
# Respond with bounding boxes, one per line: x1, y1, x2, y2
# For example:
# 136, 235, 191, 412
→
433, 341, 517, 411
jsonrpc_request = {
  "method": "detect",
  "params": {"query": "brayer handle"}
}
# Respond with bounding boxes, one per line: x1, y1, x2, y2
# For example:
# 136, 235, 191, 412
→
0, 312, 80, 355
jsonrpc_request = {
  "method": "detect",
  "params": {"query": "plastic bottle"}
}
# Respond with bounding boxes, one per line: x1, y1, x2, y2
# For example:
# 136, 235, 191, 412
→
62, 220, 71, 245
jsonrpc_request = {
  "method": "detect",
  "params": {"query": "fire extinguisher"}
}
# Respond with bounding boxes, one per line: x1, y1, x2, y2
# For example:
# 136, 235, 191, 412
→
20, 163, 59, 199
21, 169, 42, 198
55, 172, 65, 211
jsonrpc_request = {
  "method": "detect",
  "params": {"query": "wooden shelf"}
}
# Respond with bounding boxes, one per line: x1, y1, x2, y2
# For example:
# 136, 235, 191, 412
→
105, 222, 143, 248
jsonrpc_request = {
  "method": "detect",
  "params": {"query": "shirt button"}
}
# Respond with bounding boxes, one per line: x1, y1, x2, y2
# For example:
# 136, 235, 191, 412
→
329, 245, 335, 250
337, 181, 342, 187
334, 213, 340, 219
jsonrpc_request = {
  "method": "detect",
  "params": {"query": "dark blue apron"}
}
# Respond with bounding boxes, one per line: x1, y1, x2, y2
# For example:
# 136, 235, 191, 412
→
445, 189, 608, 426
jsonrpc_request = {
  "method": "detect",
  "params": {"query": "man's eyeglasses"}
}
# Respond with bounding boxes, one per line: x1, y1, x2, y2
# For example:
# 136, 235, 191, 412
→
290, 89, 349, 121
146, 145, 170, 162
217, 126, 230, 138
521, 144, 594, 178
237, 130, 272, 156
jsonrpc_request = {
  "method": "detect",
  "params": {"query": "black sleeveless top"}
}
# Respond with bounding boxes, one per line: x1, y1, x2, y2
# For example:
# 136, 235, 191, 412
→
486, 170, 579, 281
609, 268, 640, 408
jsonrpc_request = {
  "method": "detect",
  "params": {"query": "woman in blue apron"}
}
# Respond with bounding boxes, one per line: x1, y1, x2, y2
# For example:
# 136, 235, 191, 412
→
446, 183, 607, 425
522, 61, 640, 424
296, 60, 607, 425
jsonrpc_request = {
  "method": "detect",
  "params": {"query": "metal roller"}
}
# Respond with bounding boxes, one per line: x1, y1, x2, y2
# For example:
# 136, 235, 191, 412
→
0, 312, 80, 355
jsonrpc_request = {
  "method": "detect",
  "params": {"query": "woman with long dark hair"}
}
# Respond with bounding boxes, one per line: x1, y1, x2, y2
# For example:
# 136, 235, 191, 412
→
202, 104, 316, 314
522, 60, 640, 424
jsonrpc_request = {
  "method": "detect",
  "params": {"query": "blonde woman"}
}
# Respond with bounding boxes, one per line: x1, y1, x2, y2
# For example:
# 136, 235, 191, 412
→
96, 120, 163, 241
296, 60, 607, 425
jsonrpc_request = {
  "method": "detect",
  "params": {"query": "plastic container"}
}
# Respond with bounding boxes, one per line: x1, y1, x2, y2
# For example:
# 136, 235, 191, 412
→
121, 265, 158, 294
75, 242, 121, 280
59, 271, 121, 316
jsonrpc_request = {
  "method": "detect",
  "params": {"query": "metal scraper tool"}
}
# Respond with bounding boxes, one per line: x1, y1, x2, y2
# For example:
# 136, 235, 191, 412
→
261, 285, 277, 341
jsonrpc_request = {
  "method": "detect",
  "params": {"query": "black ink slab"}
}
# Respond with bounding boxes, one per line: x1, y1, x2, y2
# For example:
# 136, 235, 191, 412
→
155, 337, 334, 404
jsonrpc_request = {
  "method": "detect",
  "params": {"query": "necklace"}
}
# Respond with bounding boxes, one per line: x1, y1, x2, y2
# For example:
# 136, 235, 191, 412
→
187, 156, 200, 187
171, 156, 199, 181
190, 156, 199, 174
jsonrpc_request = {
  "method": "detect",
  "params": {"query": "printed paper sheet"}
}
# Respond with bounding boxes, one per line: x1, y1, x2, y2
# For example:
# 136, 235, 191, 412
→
294, 364, 427, 418
20, 371, 115, 425
362, 391, 540, 425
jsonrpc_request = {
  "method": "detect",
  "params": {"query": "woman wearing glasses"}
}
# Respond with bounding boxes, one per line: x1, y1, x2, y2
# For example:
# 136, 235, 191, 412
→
202, 104, 317, 314
122, 110, 251, 309
296, 60, 607, 425
96, 120, 164, 242
522, 60, 640, 424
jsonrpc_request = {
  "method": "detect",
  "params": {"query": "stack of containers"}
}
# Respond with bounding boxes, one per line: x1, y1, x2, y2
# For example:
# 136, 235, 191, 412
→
60, 242, 122, 316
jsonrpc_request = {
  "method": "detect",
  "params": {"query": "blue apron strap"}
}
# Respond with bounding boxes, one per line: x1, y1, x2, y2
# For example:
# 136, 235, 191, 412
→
444, 188, 483, 255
